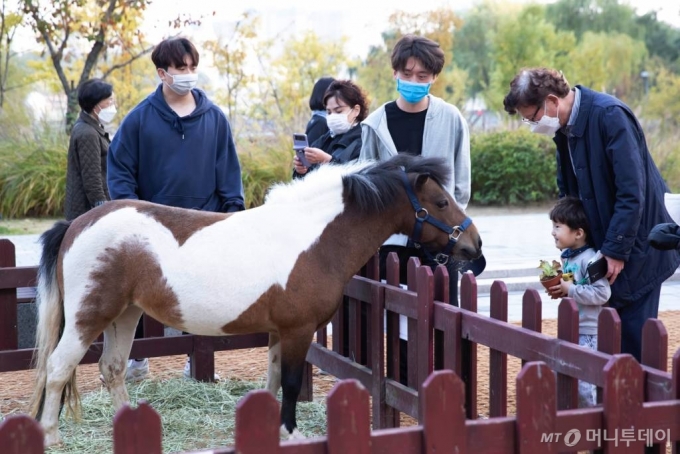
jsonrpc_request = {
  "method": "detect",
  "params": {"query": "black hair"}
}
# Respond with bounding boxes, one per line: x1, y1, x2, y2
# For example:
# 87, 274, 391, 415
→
549, 196, 591, 241
391, 34, 445, 76
151, 37, 200, 70
309, 77, 335, 111
323, 80, 370, 123
77, 79, 113, 113
503, 67, 571, 115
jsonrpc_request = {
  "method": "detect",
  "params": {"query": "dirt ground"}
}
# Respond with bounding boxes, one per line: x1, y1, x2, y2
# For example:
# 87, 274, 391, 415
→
3, 310, 680, 422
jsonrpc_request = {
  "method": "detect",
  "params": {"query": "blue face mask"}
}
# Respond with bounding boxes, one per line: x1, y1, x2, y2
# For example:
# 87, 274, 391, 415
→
397, 78, 431, 104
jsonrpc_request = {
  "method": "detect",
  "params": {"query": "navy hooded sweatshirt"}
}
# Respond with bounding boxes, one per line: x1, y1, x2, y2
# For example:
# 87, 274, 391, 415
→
107, 85, 245, 212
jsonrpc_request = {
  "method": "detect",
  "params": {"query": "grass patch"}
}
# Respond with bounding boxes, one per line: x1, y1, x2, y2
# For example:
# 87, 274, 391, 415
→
43, 378, 327, 453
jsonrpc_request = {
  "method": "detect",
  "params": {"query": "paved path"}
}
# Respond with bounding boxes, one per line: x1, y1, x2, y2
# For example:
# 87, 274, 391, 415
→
2, 211, 679, 322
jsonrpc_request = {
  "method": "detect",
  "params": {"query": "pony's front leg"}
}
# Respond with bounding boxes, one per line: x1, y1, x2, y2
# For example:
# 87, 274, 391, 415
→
266, 333, 281, 397
279, 329, 314, 440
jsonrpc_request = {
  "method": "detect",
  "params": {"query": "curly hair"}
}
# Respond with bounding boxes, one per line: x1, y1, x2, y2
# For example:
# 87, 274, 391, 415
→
323, 80, 370, 123
503, 67, 571, 115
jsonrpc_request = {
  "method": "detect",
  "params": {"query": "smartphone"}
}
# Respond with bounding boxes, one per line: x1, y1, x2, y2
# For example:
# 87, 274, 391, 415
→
293, 133, 311, 167
587, 255, 608, 283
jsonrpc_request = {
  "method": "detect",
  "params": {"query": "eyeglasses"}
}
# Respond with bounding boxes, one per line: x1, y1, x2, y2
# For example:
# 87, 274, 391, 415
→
522, 104, 542, 125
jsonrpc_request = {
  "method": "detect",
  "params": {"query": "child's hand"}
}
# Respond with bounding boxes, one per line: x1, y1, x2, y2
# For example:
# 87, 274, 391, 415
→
547, 279, 572, 299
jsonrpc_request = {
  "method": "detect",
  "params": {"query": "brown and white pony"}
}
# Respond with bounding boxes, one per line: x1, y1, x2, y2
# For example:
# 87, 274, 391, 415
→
28, 154, 482, 446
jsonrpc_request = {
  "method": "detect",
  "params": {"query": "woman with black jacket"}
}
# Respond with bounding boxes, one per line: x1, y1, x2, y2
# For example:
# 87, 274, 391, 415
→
293, 79, 369, 179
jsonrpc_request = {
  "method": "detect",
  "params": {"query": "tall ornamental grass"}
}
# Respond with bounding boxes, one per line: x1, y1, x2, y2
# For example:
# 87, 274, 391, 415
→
0, 133, 68, 219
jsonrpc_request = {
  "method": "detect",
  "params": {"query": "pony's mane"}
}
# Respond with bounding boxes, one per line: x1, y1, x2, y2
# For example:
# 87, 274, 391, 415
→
264, 160, 372, 206
343, 154, 451, 214
265, 155, 450, 214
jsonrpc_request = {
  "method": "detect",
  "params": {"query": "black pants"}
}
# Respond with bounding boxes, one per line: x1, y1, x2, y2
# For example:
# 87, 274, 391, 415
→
378, 245, 460, 386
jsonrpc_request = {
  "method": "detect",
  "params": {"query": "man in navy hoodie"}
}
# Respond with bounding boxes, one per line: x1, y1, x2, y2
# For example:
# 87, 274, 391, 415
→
107, 37, 245, 381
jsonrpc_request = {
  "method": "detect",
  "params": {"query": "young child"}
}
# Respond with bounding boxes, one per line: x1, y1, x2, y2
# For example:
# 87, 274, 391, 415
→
547, 197, 611, 407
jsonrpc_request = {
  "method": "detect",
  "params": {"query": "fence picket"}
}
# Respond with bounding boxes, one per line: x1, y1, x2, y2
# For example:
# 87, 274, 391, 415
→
602, 354, 644, 452
489, 280, 508, 417
113, 401, 162, 454
234, 390, 280, 453
0, 414, 44, 454
516, 362, 557, 454
556, 299, 579, 411
327, 379, 370, 454
421, 370, 466, 453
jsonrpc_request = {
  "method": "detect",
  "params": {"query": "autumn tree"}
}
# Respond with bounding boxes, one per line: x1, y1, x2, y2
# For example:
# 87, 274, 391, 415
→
567, 31, 647, 101
21, 0, 201, 131
251, 30, 349, 133
0, 0, 24, 107
358, 8, 468, 108
487, 4, 576, 110
203, 12, 258, 128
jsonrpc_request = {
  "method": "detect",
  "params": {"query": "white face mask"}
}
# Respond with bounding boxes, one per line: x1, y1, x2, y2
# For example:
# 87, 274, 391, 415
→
97, 105, 117, 124
530, 101, 561, 136
327, 110, 354, 135
163, 70, 198, 96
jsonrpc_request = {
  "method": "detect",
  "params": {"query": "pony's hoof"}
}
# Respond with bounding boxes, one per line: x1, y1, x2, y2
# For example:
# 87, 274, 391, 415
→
279, 425, 305, 440
44, 433, 62, 447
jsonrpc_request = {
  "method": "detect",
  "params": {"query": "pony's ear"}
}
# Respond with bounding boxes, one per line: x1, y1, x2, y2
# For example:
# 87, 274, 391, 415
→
415, 173, 431, 191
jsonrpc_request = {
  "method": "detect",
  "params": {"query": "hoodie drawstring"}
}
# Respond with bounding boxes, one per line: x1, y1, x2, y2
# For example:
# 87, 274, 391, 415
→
172, 117, 185, 139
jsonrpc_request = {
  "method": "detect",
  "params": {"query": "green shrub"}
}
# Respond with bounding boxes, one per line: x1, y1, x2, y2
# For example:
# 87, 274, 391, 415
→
0, 133, 68, 218
470, 129, 558, 205
237, 133, 294, 208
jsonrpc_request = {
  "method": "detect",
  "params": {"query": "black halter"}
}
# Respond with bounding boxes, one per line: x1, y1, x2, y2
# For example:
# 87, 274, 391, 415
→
400, 170, 472, 265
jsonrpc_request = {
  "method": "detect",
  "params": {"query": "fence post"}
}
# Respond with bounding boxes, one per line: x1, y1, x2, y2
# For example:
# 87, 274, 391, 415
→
489, 280, 508, 417
113, 401, 162, 454
556, 298, 578, 410
416, 265, 434, 421
433, 266, 449, 370
641, 319, 668, 372
0, 240, 18, 350
521, 289, 542, 368
516, 362, 557, 454
371, 285, 393, 429
459, 272, 478, 419
384, 252, 401, 428
234, 390, 280, 454
406, 257, 420, 389
0, 414, 44, 454
190, 335, 216, 382
602, 354, 644, 453
327, 380, 370, 454
420, 370, 467, 453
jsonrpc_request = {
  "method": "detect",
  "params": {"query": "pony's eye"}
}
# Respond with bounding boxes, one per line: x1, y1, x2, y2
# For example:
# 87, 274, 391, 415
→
437, 200, 449, 209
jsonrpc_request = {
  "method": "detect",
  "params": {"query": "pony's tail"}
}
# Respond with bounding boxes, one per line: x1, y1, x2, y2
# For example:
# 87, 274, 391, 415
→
28, 220, 80, 421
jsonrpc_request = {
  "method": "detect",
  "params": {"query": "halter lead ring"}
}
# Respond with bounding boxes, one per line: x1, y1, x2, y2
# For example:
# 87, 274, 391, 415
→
400, 170, 472, 265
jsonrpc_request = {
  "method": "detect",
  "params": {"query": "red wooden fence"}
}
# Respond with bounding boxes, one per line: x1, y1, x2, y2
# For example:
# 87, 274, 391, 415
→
3, 238, 680, 453
3, 358, 680, 453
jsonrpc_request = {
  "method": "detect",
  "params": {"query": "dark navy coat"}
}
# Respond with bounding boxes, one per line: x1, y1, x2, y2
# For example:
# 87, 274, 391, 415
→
554, 86, 680, 306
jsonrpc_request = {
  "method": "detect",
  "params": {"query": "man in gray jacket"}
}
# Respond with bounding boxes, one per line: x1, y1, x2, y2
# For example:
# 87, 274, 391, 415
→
359, 34, 472, 385
360, 34, 471, 305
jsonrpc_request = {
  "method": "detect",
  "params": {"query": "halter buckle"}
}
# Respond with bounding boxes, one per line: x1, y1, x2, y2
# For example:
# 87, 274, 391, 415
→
415, 208, 428, 220
450, 226, 464, 241
434, 253, 449, 265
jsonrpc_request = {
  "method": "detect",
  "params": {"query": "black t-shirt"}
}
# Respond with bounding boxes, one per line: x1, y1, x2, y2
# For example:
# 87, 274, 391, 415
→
385, 101, 427, 156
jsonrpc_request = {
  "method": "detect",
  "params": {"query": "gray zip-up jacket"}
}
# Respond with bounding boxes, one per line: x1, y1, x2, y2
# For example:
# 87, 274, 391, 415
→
359, 95, 471, 246
562, 248, 611, 335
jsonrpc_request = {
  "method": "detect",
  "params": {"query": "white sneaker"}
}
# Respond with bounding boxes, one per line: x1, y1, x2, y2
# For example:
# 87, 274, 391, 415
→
183, 358, 220, 381
125, 359, 149, 382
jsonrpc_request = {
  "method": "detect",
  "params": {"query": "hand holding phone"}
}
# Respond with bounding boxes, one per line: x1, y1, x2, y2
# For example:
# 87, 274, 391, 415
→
293, 133, 311, 167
